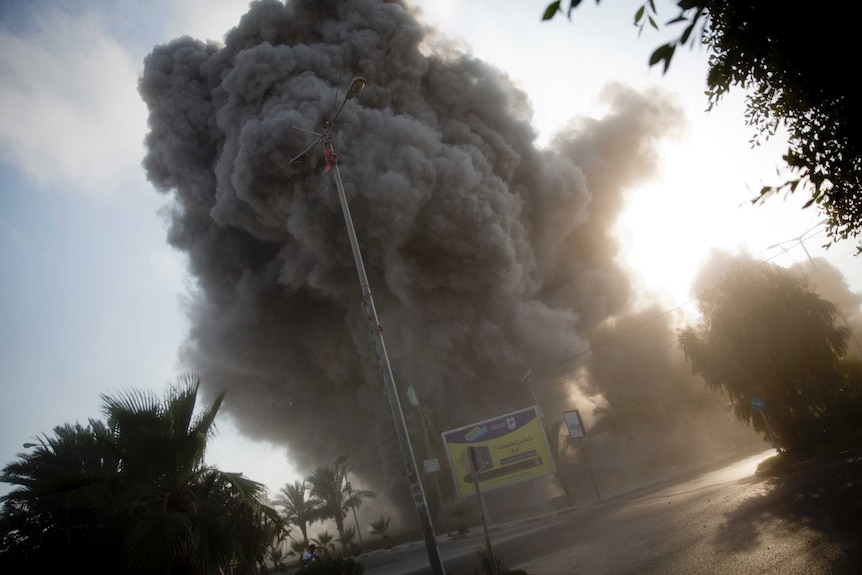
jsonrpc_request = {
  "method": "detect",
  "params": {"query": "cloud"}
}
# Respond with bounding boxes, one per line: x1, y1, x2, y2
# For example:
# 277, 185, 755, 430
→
0, 7, 146, 196
162, 0, 256, 46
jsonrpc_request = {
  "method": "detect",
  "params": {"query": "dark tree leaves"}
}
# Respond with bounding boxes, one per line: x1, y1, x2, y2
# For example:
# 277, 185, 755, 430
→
678, 263, 852, 455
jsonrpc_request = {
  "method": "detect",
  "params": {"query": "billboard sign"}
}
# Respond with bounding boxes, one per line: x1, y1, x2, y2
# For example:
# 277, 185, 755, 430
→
442, 406, 555, 498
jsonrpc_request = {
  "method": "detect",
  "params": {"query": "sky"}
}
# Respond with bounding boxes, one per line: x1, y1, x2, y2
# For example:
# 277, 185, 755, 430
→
1, 0, 860, 506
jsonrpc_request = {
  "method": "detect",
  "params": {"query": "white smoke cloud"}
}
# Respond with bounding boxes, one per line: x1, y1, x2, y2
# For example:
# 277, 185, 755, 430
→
0, 8, 146, 196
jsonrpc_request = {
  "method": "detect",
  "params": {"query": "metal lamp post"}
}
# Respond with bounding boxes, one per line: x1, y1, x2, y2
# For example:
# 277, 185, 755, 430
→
292, 77, 444, 575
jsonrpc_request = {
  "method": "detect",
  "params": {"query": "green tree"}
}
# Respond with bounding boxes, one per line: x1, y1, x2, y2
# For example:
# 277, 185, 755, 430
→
99, 375, 283, 574
368, 515, 392, 549
0, 420, 119, 572
339, 525, 357, 549
445, 499, 474, 535
264, 512, 290, 571
270, 545, 285, 571
0, 375, 284, 574
275, 480, 320, 547
290, 538, 307, 555
544, 0, 862, 250
297, 554, 365, 575
678, 263, 851, 454
312, 530, 337, 556
307, 463, 374, 545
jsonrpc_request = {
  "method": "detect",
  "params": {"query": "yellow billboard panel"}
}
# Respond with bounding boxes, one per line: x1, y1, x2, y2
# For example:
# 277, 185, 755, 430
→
442, 407, 555, 498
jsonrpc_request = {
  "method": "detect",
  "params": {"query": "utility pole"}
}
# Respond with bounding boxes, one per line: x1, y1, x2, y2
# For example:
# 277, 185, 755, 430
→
292, 77, 444, 575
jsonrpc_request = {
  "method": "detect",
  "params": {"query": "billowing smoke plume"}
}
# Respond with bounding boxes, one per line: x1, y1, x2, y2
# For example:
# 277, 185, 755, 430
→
139, 0, 684, 508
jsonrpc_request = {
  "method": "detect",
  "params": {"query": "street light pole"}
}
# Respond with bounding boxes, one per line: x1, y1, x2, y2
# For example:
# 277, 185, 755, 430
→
293, 77, 444, 575
521, 369, 551, 512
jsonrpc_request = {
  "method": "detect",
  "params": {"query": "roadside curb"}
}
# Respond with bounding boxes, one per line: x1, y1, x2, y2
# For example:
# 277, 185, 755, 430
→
331, 446, 777, 571
754, 445, 862, 476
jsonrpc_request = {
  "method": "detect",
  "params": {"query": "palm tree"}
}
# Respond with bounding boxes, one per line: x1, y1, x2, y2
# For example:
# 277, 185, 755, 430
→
368, 515, 392, 549
1, 374, 285, 574
313, 530, 337, 557
274, 480, 319, 547
307, 463, 375, 544
289, 538, 306, 555
269, 546, 285, 571
0, 420, 120, 572
445, 500, 474, 534
265, 520, 290, 572
100, 374, 284, 574
338, 525, 357, 550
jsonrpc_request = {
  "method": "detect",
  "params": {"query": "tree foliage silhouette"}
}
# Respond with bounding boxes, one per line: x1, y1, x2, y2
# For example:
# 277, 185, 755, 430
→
678, 264, 855, 454
0, 375, 283, 574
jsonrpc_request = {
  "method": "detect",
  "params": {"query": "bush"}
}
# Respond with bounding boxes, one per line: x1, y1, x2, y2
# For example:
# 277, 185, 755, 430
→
297, 556, 364, 575
756, 453, 793, 476
473, 546, 505, 575
446, 500, 475, 534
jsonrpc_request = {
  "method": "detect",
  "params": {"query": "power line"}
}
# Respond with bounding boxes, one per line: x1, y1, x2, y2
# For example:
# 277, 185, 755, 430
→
432, 243, 858, 421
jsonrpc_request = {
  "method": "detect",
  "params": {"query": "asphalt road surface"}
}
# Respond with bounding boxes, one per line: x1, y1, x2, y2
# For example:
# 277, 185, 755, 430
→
361, 449, 862, 575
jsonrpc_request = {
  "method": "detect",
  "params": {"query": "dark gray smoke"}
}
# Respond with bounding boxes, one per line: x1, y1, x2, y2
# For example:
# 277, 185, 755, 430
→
139, 0, 684, 508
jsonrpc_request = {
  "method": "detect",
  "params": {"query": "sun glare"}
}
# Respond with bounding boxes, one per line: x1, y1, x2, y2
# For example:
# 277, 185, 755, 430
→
614, 94, 804, 310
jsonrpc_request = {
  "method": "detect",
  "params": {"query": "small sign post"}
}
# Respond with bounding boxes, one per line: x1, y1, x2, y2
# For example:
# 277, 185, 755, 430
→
750, 397, 775, 441
562, 410, 600, 500
469, 446, 498, 575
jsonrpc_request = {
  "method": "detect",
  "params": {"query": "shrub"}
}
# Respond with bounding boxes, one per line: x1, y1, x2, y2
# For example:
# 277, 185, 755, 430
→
473, 546, 505, 575
446, 500, 474, 534
297, 556, 364, 575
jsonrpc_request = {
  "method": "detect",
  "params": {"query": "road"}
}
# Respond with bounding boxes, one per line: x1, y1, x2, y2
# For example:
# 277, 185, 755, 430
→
360, 449, 862, 574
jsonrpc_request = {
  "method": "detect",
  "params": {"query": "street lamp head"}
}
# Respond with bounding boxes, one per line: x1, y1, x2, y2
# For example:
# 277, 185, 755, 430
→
289, 151, 307, 167
23, 443, 38, 448
347, 76, 366, 99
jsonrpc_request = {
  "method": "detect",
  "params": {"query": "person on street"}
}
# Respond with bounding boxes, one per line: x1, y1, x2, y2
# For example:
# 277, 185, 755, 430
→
301, 543, 318, 566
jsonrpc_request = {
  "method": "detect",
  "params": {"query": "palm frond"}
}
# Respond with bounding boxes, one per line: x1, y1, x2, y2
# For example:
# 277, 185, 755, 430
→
123, 511, 189, 573
165, 374, 201, 438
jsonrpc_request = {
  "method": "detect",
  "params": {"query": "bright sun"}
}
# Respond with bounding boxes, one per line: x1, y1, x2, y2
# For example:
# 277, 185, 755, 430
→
613, 97, 815, 312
